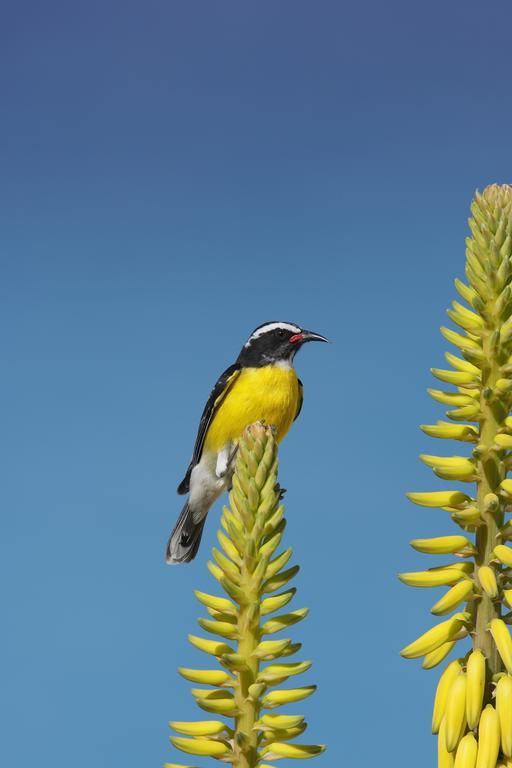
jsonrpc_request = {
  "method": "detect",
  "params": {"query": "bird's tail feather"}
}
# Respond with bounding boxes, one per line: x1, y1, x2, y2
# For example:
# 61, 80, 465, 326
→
166, 501, 206, 564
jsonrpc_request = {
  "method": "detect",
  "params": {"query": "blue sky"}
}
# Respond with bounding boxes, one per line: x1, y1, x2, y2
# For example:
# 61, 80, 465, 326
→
2, 1, 512, 766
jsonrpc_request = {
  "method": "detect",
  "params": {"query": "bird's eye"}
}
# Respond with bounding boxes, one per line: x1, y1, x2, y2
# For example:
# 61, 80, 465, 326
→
277, 329, 286, 338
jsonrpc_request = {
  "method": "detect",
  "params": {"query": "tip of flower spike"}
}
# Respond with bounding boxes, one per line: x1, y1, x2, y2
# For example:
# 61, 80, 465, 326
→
482, 183, 512, 206
243, 422, 275, 442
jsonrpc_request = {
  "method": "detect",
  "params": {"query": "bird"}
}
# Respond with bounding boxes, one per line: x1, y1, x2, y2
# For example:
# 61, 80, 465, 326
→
166, 321, 328, 564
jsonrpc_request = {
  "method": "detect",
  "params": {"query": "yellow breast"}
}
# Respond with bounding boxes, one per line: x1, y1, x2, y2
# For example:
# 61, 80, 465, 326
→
204, 365, 300, 453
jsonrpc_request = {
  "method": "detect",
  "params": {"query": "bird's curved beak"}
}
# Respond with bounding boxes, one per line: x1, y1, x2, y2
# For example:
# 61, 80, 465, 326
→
300, 329, 329, 343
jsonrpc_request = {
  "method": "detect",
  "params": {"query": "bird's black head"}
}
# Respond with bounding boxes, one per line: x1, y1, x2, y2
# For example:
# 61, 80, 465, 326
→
237, 321, 328, 367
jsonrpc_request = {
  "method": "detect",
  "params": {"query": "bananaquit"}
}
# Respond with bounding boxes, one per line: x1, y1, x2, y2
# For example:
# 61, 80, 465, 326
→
166, 321, 328, 564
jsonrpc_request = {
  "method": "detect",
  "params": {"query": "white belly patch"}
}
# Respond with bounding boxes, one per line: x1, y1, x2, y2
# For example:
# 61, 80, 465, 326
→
189, 452, 232, 522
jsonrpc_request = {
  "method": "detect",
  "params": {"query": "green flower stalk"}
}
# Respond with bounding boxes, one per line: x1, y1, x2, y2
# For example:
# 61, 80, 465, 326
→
166, 423, 325, 768
401, 185, 512, 768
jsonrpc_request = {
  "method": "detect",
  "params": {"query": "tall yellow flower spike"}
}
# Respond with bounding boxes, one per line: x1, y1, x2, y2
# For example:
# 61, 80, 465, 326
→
166, 423, 326, 768
401, 185, 512, 768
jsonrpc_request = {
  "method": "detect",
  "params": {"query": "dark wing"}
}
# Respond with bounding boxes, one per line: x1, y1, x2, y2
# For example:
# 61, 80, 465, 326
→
177, 363, 242, 495
294, 378, 304, 421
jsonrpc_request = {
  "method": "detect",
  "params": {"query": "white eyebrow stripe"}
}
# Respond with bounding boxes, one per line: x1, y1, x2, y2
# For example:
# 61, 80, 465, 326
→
245, 322, 301, 346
